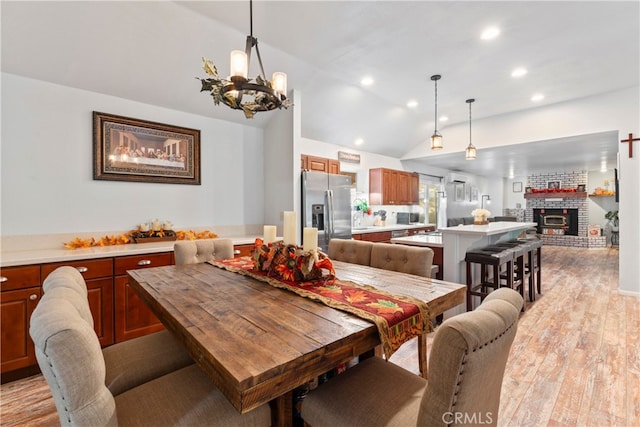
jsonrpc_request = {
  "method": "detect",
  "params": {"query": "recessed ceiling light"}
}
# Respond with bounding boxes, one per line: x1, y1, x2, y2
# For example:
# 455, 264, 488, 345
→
354, 138, 364, 146
481, 26, 501, 40
360, 76, 374, 86
439, 116, 448, 122
407, 100, 418, 108
531, 93, 545, 102
511, 67, 527, 78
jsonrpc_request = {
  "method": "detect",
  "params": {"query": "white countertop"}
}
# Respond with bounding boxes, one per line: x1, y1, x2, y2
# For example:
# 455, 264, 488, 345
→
352, 223, 436, 234
0, 236, 259, 267
390, 234, 443, 248
440, 222, 536, 236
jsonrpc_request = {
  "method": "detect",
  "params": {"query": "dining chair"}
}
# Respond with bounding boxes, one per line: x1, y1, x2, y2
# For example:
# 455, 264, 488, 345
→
174, 238, 234, 265
30, 267, 272, 426
370, 243, 434, 279
40, 266, 195, 396
301, 288, 523, 427
327, 238, 373, 266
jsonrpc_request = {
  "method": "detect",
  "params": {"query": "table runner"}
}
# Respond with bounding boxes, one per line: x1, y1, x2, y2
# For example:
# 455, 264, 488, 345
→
208, 257, 432, 359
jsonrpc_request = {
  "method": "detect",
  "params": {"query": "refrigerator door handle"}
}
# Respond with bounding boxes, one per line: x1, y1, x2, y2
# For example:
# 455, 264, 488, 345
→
326, 189, 334, 243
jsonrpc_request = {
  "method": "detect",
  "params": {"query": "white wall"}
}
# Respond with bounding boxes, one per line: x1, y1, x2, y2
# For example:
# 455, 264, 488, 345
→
1, 73, 265, 235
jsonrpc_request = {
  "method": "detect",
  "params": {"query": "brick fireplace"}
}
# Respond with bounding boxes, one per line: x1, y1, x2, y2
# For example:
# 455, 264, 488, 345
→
525, 171, 606, 248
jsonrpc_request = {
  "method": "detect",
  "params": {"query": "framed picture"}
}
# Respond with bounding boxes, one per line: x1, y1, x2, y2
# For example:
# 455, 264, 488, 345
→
455, 184, 464, 201
93, 112, 201, 185
470, 186, 479, 202
513, 182, 523, 193
547, 180, 561, 190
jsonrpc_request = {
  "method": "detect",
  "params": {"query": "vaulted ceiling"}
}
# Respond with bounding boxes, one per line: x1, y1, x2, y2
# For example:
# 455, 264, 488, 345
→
2, 1, 638, 177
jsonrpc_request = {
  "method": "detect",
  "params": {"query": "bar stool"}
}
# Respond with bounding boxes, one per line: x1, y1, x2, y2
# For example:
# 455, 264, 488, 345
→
465, 247, 514, 311
493, 241, 529, 307
518, 238, 542, 300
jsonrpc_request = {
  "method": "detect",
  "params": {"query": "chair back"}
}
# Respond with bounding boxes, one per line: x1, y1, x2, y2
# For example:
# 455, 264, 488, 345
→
327, 239, 373, 266
417, 288, 522, 426
42, 266, 94, 327
30, 268, 117, 426
370, 243, 434, 277
174, 238, 234, 265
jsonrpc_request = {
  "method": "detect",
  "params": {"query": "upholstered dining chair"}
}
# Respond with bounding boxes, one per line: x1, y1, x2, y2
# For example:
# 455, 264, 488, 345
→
30, 266, 271, 426
370, 243, 434, 279
174, 238, 234, 265
301, 288, 523, 427
327, 238, 374, 266
41, 266, 194, 396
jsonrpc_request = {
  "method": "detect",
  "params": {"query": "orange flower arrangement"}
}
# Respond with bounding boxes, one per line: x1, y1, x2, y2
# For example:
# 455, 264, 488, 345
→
63, 228, 218, 249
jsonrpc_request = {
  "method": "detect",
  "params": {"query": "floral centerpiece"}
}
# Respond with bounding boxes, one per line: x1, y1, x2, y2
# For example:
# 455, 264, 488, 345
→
471, 208, 491, 225
252, 238, 335, 282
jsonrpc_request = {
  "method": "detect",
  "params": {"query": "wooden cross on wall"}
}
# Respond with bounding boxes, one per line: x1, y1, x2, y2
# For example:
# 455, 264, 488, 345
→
621, 133, 639, 158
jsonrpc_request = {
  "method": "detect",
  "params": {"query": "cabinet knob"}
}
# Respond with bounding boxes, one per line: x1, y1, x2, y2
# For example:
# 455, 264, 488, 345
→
0, 276, 7, 283
76, 266, 88, 273
234, 250, 241, 255
137, 259, 152, 266
29, 294, 38, 301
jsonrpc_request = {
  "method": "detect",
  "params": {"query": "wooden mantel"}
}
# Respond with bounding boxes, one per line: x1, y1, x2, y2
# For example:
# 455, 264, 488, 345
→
524, 191, 588, 199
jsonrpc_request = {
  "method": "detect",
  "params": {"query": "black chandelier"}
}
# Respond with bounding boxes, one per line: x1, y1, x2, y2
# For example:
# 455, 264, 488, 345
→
198, 0, 291, 119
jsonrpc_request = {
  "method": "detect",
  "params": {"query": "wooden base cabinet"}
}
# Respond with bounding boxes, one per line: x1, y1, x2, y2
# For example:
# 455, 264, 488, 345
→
1, 266, 41, 377
114, 253, 171, 342
42, 259, 114, 347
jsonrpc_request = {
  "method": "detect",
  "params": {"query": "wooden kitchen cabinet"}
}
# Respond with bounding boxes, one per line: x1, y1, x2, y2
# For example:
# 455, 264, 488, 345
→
301, 154, 341, 175
0, 266, 40, 375
114, 253, 171, 342
369, 168, 419, 205
42, 258, 114, 347
234, 243, 254, 258
356, 231, 392, 243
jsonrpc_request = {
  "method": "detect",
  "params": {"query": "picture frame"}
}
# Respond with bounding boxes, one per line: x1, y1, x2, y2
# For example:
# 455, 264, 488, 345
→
470, 186, 479, 202
513, 182, 523, 193
547, 180, 561, 190
455, 184, 464, 201
93, 112, 201, 185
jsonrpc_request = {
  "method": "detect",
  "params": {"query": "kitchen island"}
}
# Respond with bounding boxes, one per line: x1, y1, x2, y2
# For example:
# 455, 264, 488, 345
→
390, 233, 443, 280
441, 221, 537, 289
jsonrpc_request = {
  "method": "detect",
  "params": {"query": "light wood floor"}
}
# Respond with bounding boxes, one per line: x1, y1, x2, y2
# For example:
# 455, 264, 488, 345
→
1, 246, 636, 426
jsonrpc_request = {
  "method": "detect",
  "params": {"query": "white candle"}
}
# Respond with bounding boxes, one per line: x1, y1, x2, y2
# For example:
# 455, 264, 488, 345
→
303, 227, 318, 252
151, 219, 161, 231
163, 221, 172, 230
263, 225, 277, 244
283, 211, 296, 245
140, 223, 149, 232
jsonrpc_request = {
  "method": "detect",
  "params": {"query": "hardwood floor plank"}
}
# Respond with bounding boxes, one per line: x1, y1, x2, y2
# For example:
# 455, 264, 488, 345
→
2, 246, 636, 427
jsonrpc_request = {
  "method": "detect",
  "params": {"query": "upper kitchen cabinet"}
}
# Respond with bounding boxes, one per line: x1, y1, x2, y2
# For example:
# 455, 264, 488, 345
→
369, 168, 419, 205
301, 154, 341, 175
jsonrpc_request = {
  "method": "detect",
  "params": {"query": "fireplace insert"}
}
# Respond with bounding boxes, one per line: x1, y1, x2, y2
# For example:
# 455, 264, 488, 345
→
533, 208, 578, 236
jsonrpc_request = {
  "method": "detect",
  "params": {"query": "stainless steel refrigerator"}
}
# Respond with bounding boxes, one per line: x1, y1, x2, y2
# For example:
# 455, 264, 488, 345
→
301, 171, 352, 252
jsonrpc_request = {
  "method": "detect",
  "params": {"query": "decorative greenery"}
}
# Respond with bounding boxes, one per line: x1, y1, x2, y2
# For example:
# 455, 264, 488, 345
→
197, 58, 292, 119
605, 210, 619, 227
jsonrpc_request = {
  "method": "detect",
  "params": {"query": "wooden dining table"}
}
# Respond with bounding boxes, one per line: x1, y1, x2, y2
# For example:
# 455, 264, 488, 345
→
127, 258, 466, 427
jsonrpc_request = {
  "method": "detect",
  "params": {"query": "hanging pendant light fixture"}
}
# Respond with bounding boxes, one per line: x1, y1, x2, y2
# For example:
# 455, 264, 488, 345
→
465, 98, 477, 160
197, 0, 291, 119
430, 74, 443, 150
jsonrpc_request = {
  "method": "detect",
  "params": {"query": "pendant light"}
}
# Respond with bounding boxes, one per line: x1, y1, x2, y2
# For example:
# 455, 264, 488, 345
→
198, 0, 291, 119
430, 74, 443, 150
465, 98, 477, 160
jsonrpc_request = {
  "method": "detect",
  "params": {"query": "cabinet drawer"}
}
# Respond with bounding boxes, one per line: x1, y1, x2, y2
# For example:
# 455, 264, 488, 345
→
234, 244, 254, 258
42, 258, 113, 281
0, 266, 40, 292
115, 253, 172, 276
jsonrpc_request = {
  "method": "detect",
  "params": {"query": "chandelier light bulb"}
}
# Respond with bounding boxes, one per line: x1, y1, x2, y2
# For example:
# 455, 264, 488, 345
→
230, 50, 248, 78
272, 72, 287, 95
